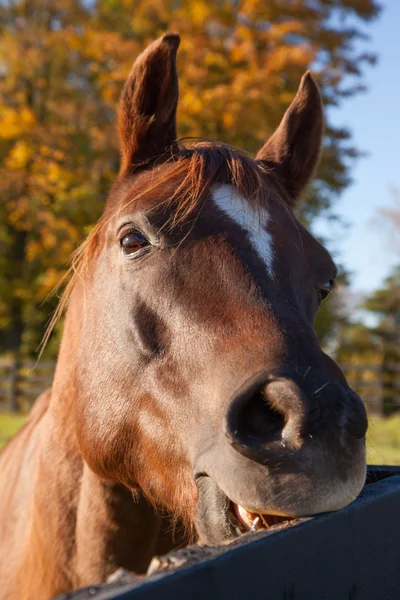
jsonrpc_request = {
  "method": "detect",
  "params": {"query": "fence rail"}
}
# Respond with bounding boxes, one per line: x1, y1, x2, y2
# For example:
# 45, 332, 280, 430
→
57, 466, 400, 600
0, 357, 399, 414
0, 357, 54, 412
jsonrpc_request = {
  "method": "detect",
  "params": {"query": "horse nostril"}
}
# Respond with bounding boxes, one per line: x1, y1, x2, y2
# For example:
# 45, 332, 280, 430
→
240, 389, 286, 443
224, 371, 309, 459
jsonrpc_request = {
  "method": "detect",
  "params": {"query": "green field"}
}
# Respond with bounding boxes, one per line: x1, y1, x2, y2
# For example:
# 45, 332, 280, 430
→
0, 412, 27, 449
367, 414, 400, 465
1, 412, 400, 465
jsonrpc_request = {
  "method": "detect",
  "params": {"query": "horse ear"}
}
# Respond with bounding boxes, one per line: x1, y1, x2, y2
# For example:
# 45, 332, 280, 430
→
118, 33, 180, 174
256, 72, 324, 204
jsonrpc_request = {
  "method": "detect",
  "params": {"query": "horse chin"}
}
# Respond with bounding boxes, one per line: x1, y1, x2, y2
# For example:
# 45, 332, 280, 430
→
194, 476, 293, 546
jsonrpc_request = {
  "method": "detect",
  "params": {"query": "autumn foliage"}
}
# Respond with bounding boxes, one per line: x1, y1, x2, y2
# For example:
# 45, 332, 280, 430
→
0, 0, 381, 356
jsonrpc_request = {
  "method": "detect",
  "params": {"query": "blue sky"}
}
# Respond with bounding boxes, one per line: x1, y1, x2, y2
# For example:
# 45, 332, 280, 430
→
314, 1, 399, 295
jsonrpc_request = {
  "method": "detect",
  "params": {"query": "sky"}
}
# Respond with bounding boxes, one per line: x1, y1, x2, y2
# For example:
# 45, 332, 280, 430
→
314, 1, 400, 296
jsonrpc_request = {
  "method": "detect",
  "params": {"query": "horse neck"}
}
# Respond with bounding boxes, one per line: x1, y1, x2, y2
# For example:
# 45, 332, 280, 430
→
2, 290, 164, 599
51, 288, 166, 580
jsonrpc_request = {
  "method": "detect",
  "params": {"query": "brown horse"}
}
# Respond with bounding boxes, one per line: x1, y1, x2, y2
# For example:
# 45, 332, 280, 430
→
0, 33, 367, 600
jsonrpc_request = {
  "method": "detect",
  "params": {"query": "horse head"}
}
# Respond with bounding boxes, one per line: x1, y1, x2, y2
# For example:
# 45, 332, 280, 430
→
64, 33, 367, 546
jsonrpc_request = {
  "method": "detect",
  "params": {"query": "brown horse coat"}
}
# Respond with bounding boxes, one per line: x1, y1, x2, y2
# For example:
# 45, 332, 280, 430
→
0, 33, 367, 600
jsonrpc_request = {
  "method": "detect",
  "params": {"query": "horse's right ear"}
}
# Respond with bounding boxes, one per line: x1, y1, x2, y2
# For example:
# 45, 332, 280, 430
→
118, 33, 180, 174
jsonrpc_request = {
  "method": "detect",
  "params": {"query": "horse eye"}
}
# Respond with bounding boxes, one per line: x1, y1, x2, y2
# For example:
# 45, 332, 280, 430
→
318, 279, 335, 303
120, 230, 149, 255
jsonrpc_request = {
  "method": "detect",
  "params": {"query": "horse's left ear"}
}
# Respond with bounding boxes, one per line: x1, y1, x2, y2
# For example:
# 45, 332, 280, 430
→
118, 33, 180, 174
256, 72, 324, 204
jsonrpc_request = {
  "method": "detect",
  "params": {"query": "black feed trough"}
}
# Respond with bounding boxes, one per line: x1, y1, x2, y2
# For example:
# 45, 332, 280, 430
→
58, 466, 400, 600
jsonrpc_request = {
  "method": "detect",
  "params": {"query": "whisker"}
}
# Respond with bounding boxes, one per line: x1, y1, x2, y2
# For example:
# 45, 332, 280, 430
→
313, 381, 330, 395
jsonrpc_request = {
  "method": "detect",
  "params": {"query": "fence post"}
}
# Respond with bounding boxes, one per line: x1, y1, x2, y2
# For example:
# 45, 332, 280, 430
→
376, 365, 384, 415
8, 356, 20, 413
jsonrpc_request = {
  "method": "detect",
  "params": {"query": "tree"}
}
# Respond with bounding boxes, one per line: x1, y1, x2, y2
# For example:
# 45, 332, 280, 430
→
334, 266, 400, 414
364, 266, 400, 414
0, 0, 382, 357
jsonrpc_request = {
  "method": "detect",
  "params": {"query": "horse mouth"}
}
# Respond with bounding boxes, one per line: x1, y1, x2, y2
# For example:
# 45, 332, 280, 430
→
228, 502, 293, 534
195, 474, 297, 544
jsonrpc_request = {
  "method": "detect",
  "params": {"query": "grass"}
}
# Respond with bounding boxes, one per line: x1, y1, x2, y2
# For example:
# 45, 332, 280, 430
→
0, 412, 27, 449
367, 414, 400, 465
1, 412, 400, 465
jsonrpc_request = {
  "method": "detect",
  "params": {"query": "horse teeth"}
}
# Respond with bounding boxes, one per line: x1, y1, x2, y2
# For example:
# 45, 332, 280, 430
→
251, 516, 260, 531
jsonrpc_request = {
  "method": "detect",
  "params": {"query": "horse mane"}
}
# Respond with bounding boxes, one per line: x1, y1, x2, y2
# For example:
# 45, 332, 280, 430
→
40, 140, 274, 353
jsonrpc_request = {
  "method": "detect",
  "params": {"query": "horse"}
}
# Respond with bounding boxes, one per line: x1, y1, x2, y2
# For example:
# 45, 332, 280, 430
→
0, 33, 367, 600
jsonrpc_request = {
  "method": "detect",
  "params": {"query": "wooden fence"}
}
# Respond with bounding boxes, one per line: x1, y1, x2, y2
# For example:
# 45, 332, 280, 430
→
0, 357, 54, 412
0, 357, 399, 414
341, 363, 400, 414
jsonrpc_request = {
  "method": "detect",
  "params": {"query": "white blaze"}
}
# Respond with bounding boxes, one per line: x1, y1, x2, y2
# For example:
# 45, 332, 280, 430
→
212, 184, 274, 278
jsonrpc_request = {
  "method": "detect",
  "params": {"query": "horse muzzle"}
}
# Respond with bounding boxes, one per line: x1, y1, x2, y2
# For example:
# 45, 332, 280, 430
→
193, 368, 367, 545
